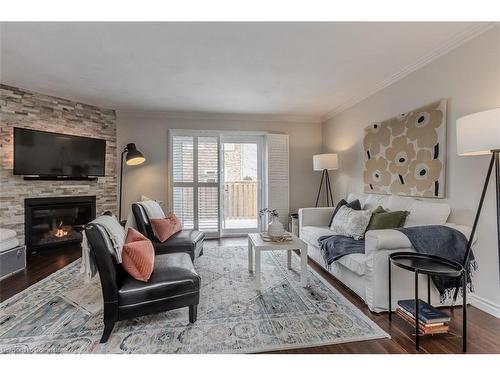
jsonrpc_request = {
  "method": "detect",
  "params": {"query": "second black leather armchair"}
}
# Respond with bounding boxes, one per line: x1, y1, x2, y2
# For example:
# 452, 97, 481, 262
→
132, 203, 205, 260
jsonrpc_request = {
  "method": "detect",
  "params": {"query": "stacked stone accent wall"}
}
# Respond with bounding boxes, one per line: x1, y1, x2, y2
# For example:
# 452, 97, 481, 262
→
0, 84, 117, 244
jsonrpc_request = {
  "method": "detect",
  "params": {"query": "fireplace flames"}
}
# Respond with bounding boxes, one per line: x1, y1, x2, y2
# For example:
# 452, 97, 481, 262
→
54, 220, 68, 238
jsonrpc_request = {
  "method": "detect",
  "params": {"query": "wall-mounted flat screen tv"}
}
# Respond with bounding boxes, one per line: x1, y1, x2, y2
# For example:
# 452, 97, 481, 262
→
13, 128, 106, 177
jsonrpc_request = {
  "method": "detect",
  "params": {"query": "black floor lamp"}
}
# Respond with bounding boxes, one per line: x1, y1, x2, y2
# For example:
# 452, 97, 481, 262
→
119, 143, 146, 221
313, 153, 338, 207
454, 108, 500, 303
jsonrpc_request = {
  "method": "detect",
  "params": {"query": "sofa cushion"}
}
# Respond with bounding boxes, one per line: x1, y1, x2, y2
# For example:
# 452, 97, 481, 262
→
386, 195, 415, 211
405, 200, 451, 227
344, 193, 451, 227
301, 226, 366, 275
363, 194, 390, 210
337, 254, 367, 276
118, 252, 200, 306
300, 226, 335, 247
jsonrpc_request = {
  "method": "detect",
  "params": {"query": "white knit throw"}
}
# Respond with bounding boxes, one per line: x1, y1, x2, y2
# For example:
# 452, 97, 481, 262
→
80, 214, 125, 283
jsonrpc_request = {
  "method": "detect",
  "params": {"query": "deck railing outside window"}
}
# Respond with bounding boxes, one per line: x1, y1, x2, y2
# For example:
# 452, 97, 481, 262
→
222, 181, 257, 219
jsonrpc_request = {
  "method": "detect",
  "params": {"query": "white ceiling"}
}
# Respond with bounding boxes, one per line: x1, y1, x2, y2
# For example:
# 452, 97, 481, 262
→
0, 22, 493, 119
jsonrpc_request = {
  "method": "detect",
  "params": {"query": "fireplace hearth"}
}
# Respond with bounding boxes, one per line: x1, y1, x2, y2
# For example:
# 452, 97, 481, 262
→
24, 196, 96, 255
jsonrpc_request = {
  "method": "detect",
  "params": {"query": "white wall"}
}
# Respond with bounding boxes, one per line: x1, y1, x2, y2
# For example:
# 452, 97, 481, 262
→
117, 112, 322, 220
322, 26, 500, 311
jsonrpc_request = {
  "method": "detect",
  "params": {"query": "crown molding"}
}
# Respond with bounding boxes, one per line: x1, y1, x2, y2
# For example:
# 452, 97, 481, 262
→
321, 22, 499, 123
117, 109, 321, 124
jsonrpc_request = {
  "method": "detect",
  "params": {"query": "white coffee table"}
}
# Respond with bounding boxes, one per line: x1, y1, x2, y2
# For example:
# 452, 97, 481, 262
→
247, 232, 308, 291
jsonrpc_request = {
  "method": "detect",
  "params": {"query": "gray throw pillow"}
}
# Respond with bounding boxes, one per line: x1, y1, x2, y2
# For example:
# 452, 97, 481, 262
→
329, 205, 372, 240
328, 199, 362, 227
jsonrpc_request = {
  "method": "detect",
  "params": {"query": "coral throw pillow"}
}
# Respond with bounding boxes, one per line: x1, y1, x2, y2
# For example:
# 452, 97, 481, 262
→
150, 213, 182, 242
122, 228, 155, 282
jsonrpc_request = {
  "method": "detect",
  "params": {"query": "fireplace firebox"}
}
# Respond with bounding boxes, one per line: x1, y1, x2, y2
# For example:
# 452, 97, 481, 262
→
24, 196, 96, 255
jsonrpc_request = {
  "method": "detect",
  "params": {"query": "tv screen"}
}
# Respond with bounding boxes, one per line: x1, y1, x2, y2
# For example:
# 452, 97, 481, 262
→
13, 128, 106, 177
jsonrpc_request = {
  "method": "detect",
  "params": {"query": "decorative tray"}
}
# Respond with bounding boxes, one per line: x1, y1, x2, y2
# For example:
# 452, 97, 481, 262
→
259, 232, 293, 242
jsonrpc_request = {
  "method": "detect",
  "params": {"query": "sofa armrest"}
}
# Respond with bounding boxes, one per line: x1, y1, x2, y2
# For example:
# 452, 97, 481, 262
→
365, 223, 476, 254
365, 229, 412, 254
298, 207, 335, 230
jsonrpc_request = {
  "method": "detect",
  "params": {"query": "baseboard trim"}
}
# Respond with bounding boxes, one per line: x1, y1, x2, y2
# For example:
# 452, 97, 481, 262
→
469, 293, 500, 319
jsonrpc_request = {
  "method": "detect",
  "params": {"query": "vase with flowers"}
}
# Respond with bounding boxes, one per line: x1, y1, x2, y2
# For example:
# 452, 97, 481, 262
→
259, 208, 285, 237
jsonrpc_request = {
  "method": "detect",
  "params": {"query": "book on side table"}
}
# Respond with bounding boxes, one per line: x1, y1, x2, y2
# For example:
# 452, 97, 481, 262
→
397, 299, 450, 336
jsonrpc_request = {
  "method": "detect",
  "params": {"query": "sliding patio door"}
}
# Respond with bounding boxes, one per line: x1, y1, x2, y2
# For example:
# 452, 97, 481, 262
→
220, 135, 264, 235
171, 133, 220, 237
170, 131, 279, 238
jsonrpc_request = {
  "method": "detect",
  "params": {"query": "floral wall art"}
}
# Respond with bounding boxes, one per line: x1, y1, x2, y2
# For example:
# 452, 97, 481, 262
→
363, 99, 447, 198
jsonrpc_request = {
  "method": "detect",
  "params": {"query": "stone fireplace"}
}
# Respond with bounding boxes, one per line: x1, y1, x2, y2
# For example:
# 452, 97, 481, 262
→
24, 196, 96, 255
0, 84, 117, 246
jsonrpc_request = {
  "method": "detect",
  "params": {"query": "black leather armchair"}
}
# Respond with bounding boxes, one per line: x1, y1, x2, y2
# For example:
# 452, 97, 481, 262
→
132, 203, 205, 260
85, 222, 200, 343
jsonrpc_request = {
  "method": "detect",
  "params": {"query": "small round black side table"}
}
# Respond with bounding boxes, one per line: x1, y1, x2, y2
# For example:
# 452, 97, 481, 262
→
388, 252, 467, 352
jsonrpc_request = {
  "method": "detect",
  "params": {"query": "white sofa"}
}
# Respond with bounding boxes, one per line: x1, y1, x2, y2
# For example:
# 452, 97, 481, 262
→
298, 193, 474, 312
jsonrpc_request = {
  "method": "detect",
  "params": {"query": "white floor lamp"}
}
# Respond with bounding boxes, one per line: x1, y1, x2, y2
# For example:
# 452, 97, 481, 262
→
454, 108, 500, 302
313, 153, 338, 207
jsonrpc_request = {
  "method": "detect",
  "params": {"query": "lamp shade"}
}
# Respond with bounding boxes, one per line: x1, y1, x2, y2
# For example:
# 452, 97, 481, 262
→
313, 153, 338, 171
125, 143, 146, 165
456, 108, 500, 156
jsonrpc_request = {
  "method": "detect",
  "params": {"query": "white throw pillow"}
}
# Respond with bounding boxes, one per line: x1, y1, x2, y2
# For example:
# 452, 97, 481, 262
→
329, 205, 372, 240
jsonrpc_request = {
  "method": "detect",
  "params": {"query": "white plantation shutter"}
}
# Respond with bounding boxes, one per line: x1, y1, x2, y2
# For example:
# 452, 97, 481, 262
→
173, 187, 194, 229
198, 137, 218, 183
172, 136, 194, 183
171, 134, 219, 235
172, 136, 195, 228
266, 134, 289, 228
197, 137, 219, 232
198, 186, 218, 232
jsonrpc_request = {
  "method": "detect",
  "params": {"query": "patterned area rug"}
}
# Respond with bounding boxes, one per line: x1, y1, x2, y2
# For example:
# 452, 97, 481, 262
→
0, 246, 389, 353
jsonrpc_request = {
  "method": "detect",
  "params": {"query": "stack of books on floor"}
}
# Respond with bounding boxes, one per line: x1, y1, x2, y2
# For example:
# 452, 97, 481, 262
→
396, 299, 450, 336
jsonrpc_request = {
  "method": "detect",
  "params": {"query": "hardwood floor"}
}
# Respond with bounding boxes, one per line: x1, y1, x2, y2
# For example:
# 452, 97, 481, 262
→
1, 237, 499, 354
0, 245, 81, 302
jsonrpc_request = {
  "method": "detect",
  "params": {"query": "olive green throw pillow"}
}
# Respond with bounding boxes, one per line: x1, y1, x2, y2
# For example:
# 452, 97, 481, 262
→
366, 206, 410, 231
